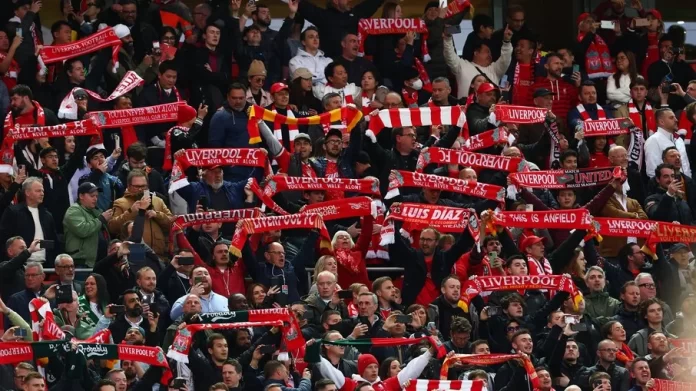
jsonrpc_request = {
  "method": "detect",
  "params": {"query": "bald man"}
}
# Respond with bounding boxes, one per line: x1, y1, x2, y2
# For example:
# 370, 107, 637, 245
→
607, 145, 645, 206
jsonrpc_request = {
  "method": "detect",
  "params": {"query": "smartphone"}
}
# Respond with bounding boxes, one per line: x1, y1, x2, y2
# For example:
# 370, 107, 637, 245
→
600, 20, 616, 30
199, 196, 209, 211
15, 328, 27, 337
564, 315, 578, 325
358, 316, 370, 325
571, 323, 588, 332
427, 321, 436, 331
55, 285, 73, 305
171, 378, 186, 389
178, 256, 194, 265
439, 0, 447, 8
634, 18, 650, 27
39, 240, 55, 250
110, 305, 125, 314
193, 276, 206, 285
572, 64, 580, 74
661, 83, 677, 94
487, 306, 502, 316
500, 75, 509, 89
260, 345, 276, 354
337, 290, 353, 300
445, 25, 461, 35
16, 28, 22, 38
129, 243, 146, 262
270, 276, 283, 289
395, 314, 413, 324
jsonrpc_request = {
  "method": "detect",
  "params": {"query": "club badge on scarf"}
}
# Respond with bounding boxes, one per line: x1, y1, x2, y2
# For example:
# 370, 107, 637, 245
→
40, 27, 122, 73
230, 214, 330, 257
459, 275, 582, 313
581, 118, 632, 137
88, 102, 181, 129
300, 197, 378, 221
509, 166, 621, 191
367, 106, 466, 139
493, 105, 548, 124
385, 170, 505, 202
462, 126, 512, 151
416, 147, 528, 173
247, 178, 290, 216
380, 203, 478, 245
247, 105, 362, 144
58, 71, 144, 120
168, 148, 272, 193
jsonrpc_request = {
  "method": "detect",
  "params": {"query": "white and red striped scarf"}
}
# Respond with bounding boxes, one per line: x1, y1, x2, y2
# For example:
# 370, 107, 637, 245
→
628, 100, 656, 137
404, 379, 484, 391
576, 103, 606, 121
271, 105, 299, 153
367, 106, 467, 139
29, 298, 65, 342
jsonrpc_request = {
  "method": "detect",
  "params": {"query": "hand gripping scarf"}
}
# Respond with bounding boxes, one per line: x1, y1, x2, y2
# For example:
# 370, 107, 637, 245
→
380, 202, 479, 246
493, 105, 548, 124
168, 148, 272, 193
508, 166, 622, 195
646, 222, 696, 253
357, 19, 430, 62
404, 379, 484, 391
0, 118, 100, 174
40, 27, 122, 73
459, 275, 582, 313
445, 0, 474, 19
0, 341, 174, 384
385, 170, 505, 202
415, 147, 528, 173
230, 214, 331, 257
652, 380, 696, 391
299, 196, 379, 221
367, 107, 466, 140
440, 353, 538, 387
462, 126, 514, 151
263, 175, 381, 199
247, 105, 362, 144
545, 119, 563, 168
58, 71, 144, 120
311, 336, 446, 359
247, 178, 291, 216
580, 118, 633, 137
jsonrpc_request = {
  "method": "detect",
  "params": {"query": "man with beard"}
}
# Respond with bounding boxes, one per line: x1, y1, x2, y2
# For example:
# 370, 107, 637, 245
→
602, 243, 651, 297
7, 85, 59, 170
170, 267, 229, 320
645, 333, 689, 380
120, 360, 139, 388
63, 182, 113, 268
313, 128, 362, 201
98, 289, 160, 345
644, 163, 693, 225
568, 81, 615, 136
431, 275, 468, 338
110, 0, 159, 64
530, 53, 580, 123
495, 330, 540, 391
654, 148, 696, 220
190, 23, 230, 113
610, 282, 645, 341
135, 266, 170, 332
102, 24, 157, 94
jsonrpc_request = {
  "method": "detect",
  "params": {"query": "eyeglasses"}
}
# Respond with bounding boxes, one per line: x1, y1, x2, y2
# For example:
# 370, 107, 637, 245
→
86, 2, 96, 6
401, 133, 416, 138
506, 326, 520, 332
130, 184, 148, 190
639, 283, 656, 289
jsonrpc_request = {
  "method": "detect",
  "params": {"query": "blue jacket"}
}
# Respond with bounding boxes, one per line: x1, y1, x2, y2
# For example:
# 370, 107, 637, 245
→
81, 170, 123, 211
176, 178, 248, 213
208, 101, 261, 182
242, 231, 318, 303
263, 378, 311, 391
567, 103, 614, 132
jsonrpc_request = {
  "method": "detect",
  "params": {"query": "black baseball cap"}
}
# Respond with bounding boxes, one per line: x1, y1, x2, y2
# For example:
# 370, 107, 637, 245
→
325, 128, 343, 141
78, 182, 102, 194
533, 88, 553, 98
669, 243, 689, 254
86, 147, 107, 160
356, 151, 371, 165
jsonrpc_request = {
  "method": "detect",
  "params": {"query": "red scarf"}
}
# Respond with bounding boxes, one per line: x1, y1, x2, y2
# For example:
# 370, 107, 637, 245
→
368, 106, 467, 139
58, 71, 144, 120
414, 58, 433, 93
0, 52, 19, 90
40, 27, 122, 73
651, 379, 696, 391
415, 146, 527, 173
582, 118, 632, 137
492, 209, 592, 230
440, 353, 539, 387
462, 127, 510, 151
230, 214, 331, 257
646, 222, 696, 252
248, 105, 362, 144
263, 175, 380, 199
404, 380, 484, 391
169, 208, 262, 250
168, 148, 271, 193
628, 100, 656, 137
444, 0, 474, 19
509, 166, 621, 189
1, 102, 48, 173
615, 342, 635, 364
494, 105, 548, 124
380, 203, 479, 245
578, 33, 614, 79
385, 170, 505, 202
595, 217, 656, 238
89, 103, 181, 129
270, 105, 299, 152
357, 19, 430, 61
299, 196, 377, 221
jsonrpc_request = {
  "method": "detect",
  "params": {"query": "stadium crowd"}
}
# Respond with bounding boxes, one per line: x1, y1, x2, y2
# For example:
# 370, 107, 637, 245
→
0, 0, 696, 391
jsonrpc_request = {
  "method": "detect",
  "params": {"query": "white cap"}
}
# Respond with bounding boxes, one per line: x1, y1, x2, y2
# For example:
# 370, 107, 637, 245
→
113, 24, 131, 39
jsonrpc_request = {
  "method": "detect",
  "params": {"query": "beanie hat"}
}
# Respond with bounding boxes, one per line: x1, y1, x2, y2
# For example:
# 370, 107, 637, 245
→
177, 104, 197, 125
248, 60, 267, 78
357, 354, 378, 375
424, 1, 439, 13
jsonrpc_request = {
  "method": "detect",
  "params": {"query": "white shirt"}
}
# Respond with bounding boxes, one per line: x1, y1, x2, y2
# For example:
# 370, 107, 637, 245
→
27, 206, 45, 262
644, 127, 692, 178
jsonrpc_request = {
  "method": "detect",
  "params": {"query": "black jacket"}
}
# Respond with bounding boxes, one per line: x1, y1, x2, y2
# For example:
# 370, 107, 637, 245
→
0, 203, 59, 266
388, 220, 474, 306
0, 249, 31, 300
431, 295, 468, 338
93, 250, 162, 304
466, 102, 496, 137
610, 303, 646, 342
108, 314, 159, 346
645, 186, 694, 225
647, 174, 696, 221
136, 82, 181, 142
574, 362, 630, 391
156, 262, 191, 307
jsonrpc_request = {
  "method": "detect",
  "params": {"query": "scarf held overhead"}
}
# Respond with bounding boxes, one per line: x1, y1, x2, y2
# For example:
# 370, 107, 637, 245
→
169, 208, 262, 250
89, 102, 181, 129
416, 147, 527, 173
385, 170, 505, 201
509, 166, 621, 189
247, 105, 362, 144
58, 71, 144, 120
462, 126, 512, 151
595, 217, 656, 238
168, 148, 272, 193
646, 222, 696, 252
263, 175, 380, 199
404, 379, 484, 391
651, 380, 696, 391
581, 118, 632, 137
230, 214, 330, 257
380, 203, 479, 245
299, 196, 378, 221
493, 105, 548, 124
357, 19, 430, 62
492, 209, 592, 230
40, 27, 122, 73
367, 107, 466, 139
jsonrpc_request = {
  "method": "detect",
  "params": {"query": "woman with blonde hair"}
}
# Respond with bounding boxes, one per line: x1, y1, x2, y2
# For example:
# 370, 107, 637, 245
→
331, 215, 374, 288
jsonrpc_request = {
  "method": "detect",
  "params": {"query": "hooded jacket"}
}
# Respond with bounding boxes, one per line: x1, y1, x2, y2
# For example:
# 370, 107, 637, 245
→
289, 48, 334, 86
584, 291, 621, 321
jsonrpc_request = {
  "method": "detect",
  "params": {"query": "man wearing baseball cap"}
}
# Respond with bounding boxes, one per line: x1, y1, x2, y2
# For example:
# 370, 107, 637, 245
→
63, 182, 113, 267
466, 83, 501, 138
266, 82, 300, 151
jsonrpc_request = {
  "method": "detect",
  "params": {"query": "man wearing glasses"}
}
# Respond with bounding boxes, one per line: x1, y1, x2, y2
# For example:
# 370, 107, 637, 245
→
574, 339, 630, 391
53, 254, 82, 294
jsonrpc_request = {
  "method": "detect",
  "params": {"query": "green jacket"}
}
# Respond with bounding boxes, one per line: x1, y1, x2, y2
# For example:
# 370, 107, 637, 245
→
75, 295, 105, 340
63, 203, 109, 267
585, 291, 621, 325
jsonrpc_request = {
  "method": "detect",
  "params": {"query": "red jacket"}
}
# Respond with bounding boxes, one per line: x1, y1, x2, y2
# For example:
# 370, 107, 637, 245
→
530, 77, 578, 121
335, 215, 373, 289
